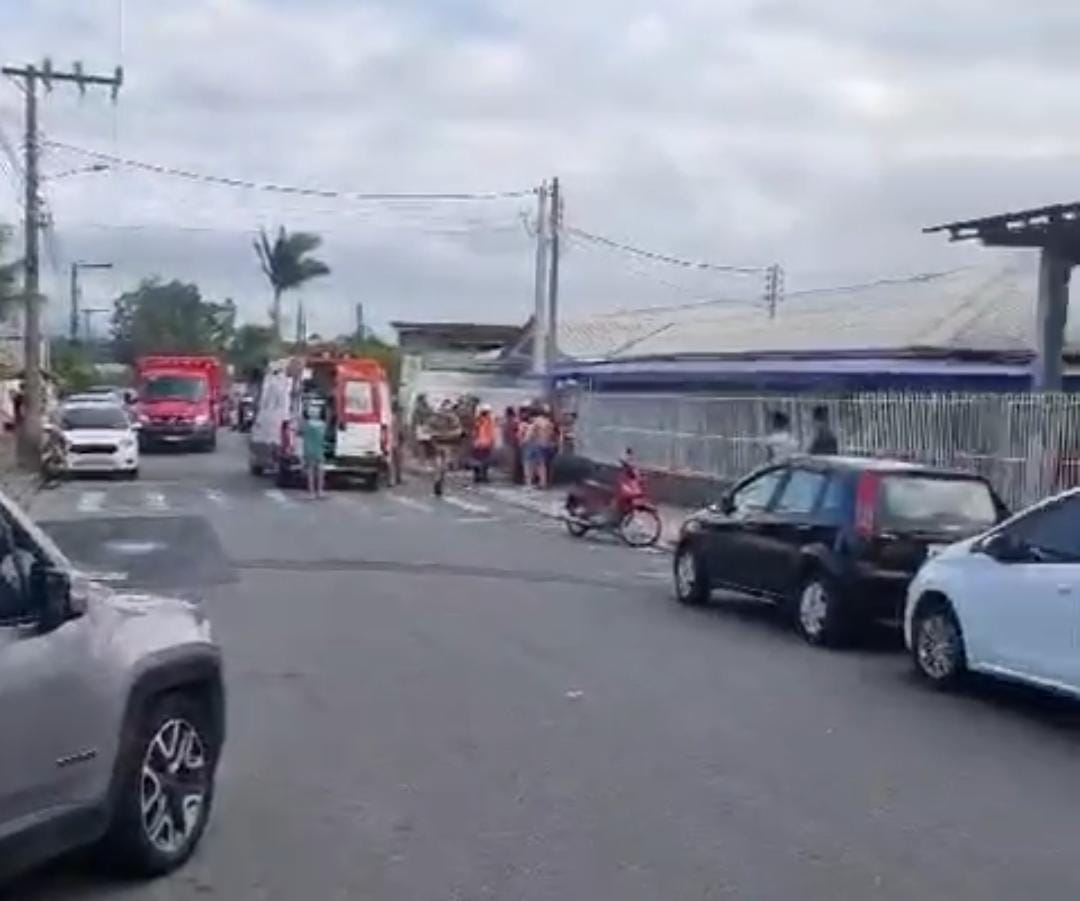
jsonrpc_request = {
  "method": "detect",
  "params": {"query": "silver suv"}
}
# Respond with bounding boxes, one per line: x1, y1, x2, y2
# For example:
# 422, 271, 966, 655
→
0, 489, 224, 883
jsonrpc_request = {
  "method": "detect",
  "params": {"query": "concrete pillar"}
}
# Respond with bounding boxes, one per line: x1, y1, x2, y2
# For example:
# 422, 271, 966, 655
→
1034, 248, 1071, 391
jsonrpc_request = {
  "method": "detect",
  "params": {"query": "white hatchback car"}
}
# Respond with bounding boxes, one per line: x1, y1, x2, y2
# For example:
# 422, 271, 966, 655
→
905, 488, 1080, 695
57, 401, 139, 478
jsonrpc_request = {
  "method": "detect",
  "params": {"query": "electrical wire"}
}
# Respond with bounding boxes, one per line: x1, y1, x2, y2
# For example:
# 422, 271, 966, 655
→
565, 225, 765, 275
43, 139, 537, 202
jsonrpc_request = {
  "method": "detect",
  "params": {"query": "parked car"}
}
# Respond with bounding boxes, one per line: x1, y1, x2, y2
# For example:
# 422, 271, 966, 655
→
56, 401, 140, 479
0, 486, 224, 883
906, 487, 1080, 694
673, 456, 1008, 646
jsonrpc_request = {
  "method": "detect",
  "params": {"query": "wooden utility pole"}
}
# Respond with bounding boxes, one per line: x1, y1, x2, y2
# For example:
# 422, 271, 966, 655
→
2, 59, 122, 464
531, 181, 548, 376
545, 177, 561, 372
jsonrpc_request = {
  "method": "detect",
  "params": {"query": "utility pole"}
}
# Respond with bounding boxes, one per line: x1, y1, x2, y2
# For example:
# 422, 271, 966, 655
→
70, 261, 113, 341
531, 181, 548, 376
764, 263, 784, 319
2, 59, 122, 464
545, 176, 561, 373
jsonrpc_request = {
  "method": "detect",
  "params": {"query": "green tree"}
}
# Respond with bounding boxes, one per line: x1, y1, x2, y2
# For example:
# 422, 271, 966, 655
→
50, 340, 96, 393
253, 227, 331, 339
0, 225, 22, 322
228, 323, 277, 382
338, 333, 401, 389
111, 278, 236, 364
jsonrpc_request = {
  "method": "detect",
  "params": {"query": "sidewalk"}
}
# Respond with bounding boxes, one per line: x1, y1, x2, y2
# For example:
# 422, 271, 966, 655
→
401, 457, 692, 549
0, 433, 41, 510
470, 480, 689, 551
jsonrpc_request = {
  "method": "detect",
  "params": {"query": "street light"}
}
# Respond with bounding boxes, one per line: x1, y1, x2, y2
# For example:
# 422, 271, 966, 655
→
70, 261, 113, 342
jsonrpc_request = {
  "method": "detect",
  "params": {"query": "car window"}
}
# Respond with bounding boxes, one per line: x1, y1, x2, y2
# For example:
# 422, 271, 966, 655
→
773, 469, 827, 516
344, 380, 374, 416
819, 474, 848, 520
731, 469, 784, 515
1002, 496, 1080, 562
61, 405, 130, 430
878, 476, 999, 534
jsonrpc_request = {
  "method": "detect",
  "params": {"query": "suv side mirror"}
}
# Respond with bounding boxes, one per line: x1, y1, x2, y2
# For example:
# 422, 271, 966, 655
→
719, 492, 736, 515
33, 561, 74, 631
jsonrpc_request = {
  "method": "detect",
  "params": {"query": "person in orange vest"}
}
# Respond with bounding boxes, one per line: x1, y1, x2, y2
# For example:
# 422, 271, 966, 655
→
472, 404, 497, 483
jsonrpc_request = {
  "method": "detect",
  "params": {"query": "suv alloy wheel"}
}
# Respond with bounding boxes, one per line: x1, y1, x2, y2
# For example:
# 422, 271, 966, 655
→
102, 692, 218, 876
794, 573, 846, 647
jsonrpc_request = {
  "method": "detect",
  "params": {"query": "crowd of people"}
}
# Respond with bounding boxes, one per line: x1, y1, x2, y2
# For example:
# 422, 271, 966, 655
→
408, 394, 572, 490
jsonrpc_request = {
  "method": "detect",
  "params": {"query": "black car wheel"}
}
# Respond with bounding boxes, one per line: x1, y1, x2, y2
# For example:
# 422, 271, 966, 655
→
101, 692, 218, 876
794, 572, 847, 647
912, 599, 966, 688
673, 542, 709, 606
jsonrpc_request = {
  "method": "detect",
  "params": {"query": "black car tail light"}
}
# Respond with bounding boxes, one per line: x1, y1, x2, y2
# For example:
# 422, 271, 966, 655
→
855, 471, 881, 538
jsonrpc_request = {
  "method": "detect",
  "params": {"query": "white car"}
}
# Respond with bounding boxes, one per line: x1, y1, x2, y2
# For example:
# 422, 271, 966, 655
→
905, 487, 1080, 696
57, 402, 139, 478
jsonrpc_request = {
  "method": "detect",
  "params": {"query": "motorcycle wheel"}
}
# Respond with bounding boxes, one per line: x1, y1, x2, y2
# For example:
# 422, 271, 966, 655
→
564, 499, 589, 537
620, 508, 662, 548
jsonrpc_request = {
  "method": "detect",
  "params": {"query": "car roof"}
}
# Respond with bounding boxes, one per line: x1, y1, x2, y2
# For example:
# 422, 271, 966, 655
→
789, 454, 985, 479
61, 400, 127, 413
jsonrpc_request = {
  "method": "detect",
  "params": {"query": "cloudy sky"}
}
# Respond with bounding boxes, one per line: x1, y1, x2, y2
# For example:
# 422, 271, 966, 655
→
0, 0, 1071, 339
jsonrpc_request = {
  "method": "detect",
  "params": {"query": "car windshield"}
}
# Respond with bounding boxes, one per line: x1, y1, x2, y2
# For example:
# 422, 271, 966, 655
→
144, 376, 206, 401
879, 476, 998, 533
60, 406, 130, 430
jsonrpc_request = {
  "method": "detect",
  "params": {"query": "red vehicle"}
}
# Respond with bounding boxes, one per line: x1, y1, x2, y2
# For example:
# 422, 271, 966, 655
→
135, 355, 223, 451
564, 457, 662, 547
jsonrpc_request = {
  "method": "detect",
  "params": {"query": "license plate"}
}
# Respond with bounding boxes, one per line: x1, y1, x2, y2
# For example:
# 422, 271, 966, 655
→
74, 457, 114, 467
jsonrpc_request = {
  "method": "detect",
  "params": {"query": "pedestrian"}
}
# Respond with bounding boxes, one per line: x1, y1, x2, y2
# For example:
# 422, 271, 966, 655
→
765, 410, 798, 462
391, 399, 406, 485
807, 404, 839, 455
301, 401, 328, 499
471, 404, 496, 483
526, 406, 556, 489
503, 406, 522, 483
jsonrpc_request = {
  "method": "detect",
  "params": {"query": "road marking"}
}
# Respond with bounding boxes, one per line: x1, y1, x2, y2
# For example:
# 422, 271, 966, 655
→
390, 495, 434, 514
144, 490, 168, 511
205, 488, 226, 506
77, 491, 105, 514
265, 488, 292, 507
441, 495, 491, 515
454, 516, 500, 525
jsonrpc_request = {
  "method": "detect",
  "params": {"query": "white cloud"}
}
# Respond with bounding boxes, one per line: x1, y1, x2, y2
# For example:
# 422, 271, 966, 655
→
0, 0, 1076, 338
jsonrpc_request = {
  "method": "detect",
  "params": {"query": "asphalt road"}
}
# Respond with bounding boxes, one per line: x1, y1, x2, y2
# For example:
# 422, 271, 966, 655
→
9, 433, 1080, 899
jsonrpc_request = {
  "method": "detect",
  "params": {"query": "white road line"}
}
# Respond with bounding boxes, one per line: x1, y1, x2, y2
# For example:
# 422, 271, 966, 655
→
454, 516, 500, 525
265, 488, 293, 507
77, 491, 105, 514
144, 490, 168, 511
205, 489, 226, 506
390, 495, 434, 514
441, 495, 491, 515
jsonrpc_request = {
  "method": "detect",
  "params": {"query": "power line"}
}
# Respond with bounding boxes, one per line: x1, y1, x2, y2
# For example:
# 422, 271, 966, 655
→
44, 139, 537, 202
565, 225, 765, 275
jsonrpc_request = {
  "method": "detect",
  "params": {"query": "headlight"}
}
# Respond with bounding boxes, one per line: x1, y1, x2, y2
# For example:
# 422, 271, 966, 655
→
193, 413, 210, 426
120, 435, 136, 449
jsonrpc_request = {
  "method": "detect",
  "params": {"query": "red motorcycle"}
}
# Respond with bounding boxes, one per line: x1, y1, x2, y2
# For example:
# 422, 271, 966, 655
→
564, 465, 662, 547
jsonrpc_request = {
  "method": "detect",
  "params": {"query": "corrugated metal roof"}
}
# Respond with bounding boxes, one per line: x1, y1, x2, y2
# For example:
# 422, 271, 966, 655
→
558, 265, 1063, 361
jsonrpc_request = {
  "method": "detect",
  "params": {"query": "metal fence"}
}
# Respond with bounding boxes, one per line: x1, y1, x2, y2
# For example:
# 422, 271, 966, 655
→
575, 390, 1080, 510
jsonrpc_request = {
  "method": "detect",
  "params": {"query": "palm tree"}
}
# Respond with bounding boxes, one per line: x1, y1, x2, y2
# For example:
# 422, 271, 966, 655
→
254, 226, 331, 339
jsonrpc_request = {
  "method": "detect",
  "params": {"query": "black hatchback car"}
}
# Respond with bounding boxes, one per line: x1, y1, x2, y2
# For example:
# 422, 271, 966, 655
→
673, 456, 1008, 646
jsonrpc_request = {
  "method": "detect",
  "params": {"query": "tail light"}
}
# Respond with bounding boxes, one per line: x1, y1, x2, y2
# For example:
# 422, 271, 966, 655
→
380, 424, 389, 454
854, 471, 880, 538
